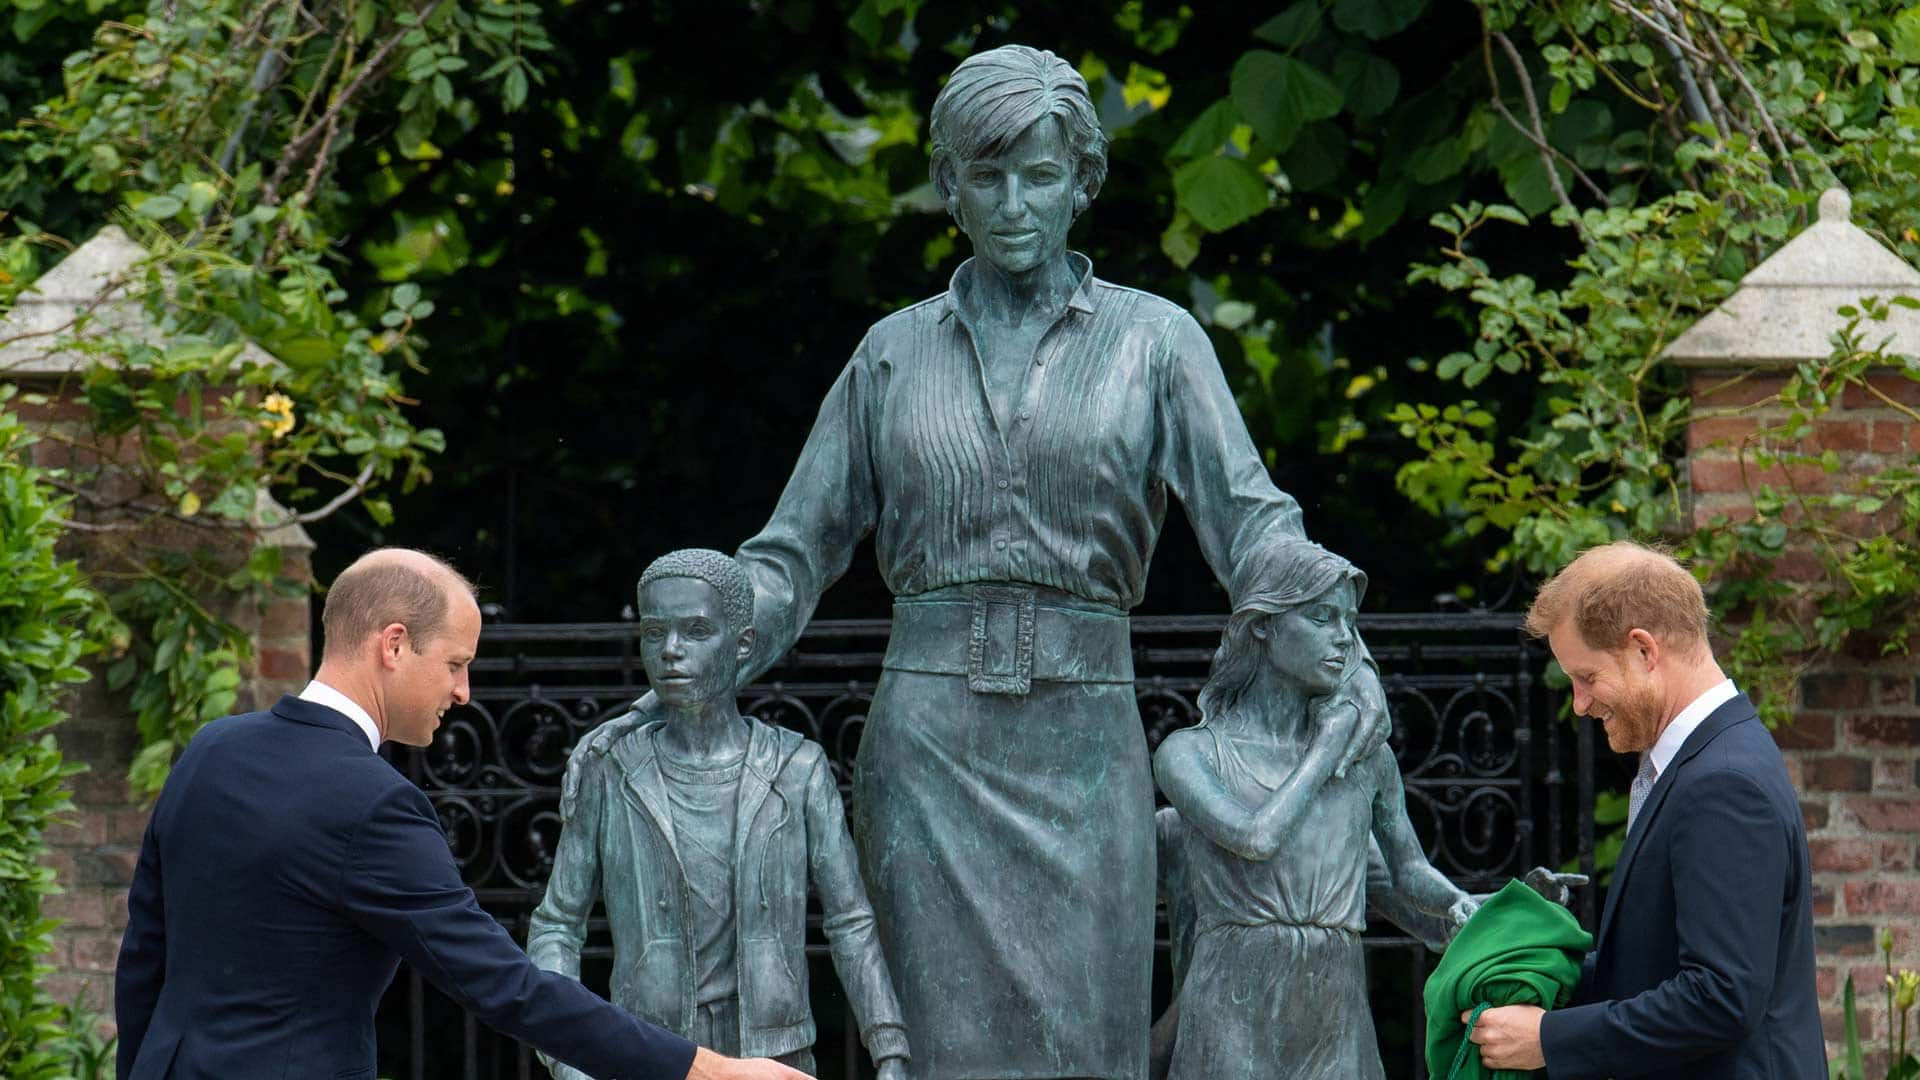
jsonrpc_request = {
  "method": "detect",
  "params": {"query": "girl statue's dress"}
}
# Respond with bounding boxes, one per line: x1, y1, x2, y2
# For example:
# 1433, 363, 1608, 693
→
1168, 726, 1386, 1080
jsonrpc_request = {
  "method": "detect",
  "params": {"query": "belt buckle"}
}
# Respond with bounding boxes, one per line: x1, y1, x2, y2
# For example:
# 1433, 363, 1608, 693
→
967, 584, 1035, 695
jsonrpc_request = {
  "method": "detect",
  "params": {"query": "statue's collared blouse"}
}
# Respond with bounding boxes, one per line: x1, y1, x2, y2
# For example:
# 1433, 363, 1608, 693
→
737, 251, 1306, 667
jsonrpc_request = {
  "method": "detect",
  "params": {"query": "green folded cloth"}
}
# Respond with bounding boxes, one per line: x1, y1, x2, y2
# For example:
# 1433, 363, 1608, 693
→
1422, 878, 1594, 1080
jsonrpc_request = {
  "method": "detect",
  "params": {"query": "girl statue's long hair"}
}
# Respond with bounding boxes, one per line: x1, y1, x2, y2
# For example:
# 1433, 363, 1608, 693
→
1195, 537, 1366, 726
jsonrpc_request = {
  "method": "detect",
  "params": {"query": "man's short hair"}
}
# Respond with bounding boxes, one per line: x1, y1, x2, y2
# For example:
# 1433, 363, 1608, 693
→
637, 549, 754, 635
929, 45, 1109, 207
321, 549, 476, 657
1524, 540, 1710, 654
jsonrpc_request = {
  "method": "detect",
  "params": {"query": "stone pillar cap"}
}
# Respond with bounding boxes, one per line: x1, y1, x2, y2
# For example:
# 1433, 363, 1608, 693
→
0, 225, 286, 378
1664, 187, 1920, 368
1, 224, 312, 549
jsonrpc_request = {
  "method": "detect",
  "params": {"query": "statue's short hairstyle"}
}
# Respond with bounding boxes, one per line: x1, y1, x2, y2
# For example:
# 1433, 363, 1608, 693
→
1199, 536, 1365, 723
929, 45, 1109, 208
1524, 540, 1710, 655
321, 548, 476, 656
638, 548, 755, 634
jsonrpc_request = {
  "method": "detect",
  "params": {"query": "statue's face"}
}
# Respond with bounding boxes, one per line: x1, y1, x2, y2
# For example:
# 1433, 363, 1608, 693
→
1260, 580, 1357, 697
637, 577, 745, 709
953, 117, 1077, 277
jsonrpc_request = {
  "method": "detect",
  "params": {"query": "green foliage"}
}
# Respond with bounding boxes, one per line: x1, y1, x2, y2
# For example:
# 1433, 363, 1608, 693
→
0, 392, 111, 1077
0, 0, 540, 792
1832, 929, 1919, 1080
1391, 0, 1920, 729
38, 992, 114, 1080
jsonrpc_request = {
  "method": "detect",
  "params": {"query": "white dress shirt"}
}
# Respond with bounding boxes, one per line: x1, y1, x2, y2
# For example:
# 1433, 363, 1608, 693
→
298, 679, 381, 751
1648, 678, 1739, 779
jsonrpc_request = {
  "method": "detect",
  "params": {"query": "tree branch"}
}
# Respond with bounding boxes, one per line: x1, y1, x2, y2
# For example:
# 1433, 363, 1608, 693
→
46, 459, 378, 534
1612, 1, 1717, 134
1701, 21, 1802, 190
1486, 30, 1607, 222
262, 0, 443, 207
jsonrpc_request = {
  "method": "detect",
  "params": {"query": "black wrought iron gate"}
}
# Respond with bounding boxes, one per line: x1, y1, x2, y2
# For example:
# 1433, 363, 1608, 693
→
376, 613, 1597, 1080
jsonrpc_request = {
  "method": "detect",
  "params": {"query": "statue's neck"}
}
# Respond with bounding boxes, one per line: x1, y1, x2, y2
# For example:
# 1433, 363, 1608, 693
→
655, 703, 749, 762
961, 254, 1079, 328
1219, 665, 1313, 745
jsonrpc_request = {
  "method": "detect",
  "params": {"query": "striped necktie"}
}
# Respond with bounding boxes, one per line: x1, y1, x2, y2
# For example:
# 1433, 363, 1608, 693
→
1626, 754, 1658, 833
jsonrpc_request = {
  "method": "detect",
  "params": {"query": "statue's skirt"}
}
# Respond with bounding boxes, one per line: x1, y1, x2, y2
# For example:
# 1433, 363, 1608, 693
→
852, 668, 1155, 1080
1168, 923, 1383, 1080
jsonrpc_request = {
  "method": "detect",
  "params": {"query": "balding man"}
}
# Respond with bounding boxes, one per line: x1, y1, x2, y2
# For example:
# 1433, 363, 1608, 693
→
1467, 541, 1822, 1079
114, 548, 809, 1080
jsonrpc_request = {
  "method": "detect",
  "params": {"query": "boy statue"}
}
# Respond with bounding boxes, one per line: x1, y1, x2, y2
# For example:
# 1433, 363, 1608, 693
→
528, 549, 910, 1079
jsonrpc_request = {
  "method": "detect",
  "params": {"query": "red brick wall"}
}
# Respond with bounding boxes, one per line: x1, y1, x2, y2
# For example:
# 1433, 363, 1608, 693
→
1689, 369, 1920, 1069
17, 390, 314, 1026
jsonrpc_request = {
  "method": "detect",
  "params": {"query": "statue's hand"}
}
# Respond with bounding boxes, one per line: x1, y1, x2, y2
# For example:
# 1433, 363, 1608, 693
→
1522, 866, 1588, 907
876, 1057, 909, 1080
1309, 693, 1364, 765
1445, 894, 1480, 942
1331, 665, 1390, 779
559, 693, 658, 813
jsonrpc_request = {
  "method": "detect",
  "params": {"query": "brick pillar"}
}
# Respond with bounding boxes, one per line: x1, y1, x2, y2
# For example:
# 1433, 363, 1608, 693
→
15, 389, 315, 1026
1688, 368, 1920, 1069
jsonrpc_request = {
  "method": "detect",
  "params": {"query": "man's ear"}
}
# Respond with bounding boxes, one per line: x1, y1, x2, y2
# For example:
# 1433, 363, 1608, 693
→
377, 623, 408, 671
1248, 618, 1269, 641
736, 625, 756, 664
1626, 627, 1660, 671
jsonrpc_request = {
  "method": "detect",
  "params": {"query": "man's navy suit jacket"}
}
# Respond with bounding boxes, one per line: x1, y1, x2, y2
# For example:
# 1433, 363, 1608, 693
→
114, 695, 698, 1080
1538, 692, 1825, 1079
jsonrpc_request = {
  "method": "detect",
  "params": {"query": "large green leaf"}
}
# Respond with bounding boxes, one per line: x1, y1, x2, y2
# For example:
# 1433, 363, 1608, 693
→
1282, 122, 1347, 192
1168, 98, 1239, 160
1330, 0, 1427, 39
1896, 6, 1920, 63
1254, 2, 1322, 47
1231, 50, 1343, 153
1333, 51, 1400, 119
1173, 155, 1269, 233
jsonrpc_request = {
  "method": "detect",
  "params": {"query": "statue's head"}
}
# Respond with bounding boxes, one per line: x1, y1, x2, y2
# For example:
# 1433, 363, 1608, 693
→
929, 45, 1109, 275
1198, 537, 1365, 721
635, 548, 756, 709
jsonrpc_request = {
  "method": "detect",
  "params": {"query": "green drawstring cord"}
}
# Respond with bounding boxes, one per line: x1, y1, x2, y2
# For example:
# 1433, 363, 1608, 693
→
1446, 1002, 1494, 1080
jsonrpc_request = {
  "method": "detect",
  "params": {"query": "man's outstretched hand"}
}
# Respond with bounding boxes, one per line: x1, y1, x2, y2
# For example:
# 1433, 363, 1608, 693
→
686, 1046, 815, 1080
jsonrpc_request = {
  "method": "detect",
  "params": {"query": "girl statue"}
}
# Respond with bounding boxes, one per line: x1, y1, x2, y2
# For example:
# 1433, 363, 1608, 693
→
1153, 536, 1476, 1080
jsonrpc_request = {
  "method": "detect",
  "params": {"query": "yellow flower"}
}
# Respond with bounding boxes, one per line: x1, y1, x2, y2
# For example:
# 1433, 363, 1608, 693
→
260, 392, 296, 439
1891, 969, 1919, 1014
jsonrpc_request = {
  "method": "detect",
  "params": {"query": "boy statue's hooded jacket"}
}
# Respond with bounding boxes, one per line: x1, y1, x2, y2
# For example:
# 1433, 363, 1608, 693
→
528, 714, 909, 1064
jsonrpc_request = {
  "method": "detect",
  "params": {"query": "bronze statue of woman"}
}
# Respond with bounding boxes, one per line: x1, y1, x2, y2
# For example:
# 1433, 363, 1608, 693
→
575, 44, 1390, 1079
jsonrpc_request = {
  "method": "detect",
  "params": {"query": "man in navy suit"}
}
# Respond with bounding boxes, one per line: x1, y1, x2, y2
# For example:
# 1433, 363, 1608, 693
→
1467, 541, 1824, 1078
114, 548, 812, 1080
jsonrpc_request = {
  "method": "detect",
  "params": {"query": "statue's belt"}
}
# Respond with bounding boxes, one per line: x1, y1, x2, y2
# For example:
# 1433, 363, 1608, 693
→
884, 584, 1133, 695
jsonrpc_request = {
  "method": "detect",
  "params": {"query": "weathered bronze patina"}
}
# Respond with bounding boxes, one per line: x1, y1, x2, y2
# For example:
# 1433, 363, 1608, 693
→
532, 550, 908, 1079
572, 45, 1399, 1080
1152, 537, 1475, 1079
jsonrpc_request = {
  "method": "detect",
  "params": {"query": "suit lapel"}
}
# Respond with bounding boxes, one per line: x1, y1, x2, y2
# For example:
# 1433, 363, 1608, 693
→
1596, 693, 1758, 946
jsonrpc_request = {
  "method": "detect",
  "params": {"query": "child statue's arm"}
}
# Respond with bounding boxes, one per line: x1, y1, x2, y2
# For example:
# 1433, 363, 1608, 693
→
1152, 699, 1356, 863
800, 747, 911, 1073
1365, 745, 1476, 933
527, 752, 609, 1080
